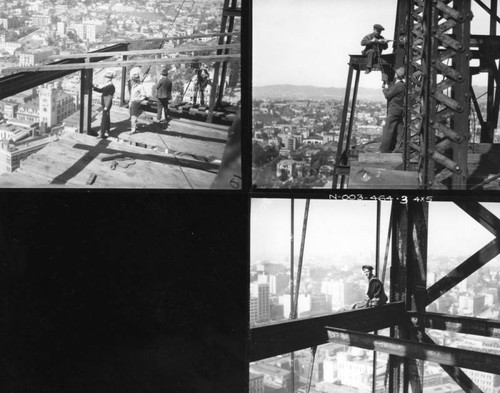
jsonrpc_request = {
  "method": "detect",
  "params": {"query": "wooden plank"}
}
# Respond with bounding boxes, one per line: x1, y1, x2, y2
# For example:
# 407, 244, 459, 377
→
90, 110, 227, 160
0, 133, 218, 188
348, 167, 419, 189
326, 327, 500, 374
4, 55, 240, 73
249, 301, 406, 362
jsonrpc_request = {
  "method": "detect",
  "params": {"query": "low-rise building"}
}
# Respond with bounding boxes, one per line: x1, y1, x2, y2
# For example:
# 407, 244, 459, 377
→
0, 135, 55, 174
19, 49, 54, 67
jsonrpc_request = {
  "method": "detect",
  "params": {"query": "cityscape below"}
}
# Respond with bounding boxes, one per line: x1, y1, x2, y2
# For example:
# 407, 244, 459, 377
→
252, 93, 496, 189
0, 0, 240, 176
249, 259, 500, 393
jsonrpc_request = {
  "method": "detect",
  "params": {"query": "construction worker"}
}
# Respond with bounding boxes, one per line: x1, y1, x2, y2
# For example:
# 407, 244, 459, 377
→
353, 265, 388, 308
361, 24, 389, 74
128, 67, 148, 134
92, 70, 115, 138
380, 66, 405, 153
155, 66, 173, 123
193, 64, 211, 106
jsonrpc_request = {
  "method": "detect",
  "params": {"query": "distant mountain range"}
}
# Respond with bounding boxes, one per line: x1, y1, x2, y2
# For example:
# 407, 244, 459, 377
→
253, 84, 489, 102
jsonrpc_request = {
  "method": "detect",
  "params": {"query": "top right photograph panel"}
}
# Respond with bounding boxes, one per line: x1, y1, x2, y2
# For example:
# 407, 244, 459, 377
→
252, 0, 500, 190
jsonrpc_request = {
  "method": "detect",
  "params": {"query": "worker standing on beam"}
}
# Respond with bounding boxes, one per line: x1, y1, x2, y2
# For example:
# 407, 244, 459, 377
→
361, 24, 389, 74
353, 265, 388, 308
193, 64, 211, 107
155, 66, 173, 123
92, 70, 115, 138
128, 67, 148, 135
380, 67, 405, 153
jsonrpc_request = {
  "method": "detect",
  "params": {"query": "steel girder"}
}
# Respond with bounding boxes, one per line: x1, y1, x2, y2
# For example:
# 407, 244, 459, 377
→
409, 311, 500, 338
0, 44, 129, 101
249, 302, 406, 362
402, 0, 472, 189
326, 327, 500, 375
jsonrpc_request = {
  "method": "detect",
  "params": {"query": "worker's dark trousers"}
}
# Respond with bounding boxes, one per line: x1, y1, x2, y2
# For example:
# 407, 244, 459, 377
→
364, 49, 378, 69
100, 108, 111, 136
193, 84, 207, 106
380, 110, 403, 153
157, 98, 170, 121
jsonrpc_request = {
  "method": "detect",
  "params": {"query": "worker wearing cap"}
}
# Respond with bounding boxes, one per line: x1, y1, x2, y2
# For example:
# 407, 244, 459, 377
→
193, 64, 211, 106
155, 66, 173, 123
380, 66, 406, 153
128, 68, 148, 134
354, 265, 387, 308
93, 70, 115, 138
361, 24, 389, 74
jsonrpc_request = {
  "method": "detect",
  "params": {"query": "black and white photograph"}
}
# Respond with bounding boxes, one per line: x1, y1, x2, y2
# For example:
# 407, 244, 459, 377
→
252, 0, 500, 190
249, 198, 500, 393
0, 0, 241, 189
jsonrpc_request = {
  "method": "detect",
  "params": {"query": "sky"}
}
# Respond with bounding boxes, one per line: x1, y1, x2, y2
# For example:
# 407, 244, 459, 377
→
252, 0, 492, 89
250, 199, 500, 263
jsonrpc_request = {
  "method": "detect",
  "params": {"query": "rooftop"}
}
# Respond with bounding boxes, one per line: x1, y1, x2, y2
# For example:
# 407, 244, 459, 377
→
0, 106, 231, 188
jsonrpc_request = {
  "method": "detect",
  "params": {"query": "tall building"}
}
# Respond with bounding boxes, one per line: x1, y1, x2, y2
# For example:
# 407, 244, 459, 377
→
57, 22, 66, 36
38, 84, 76, 128
249, 297, 258, 326
321, 279, 363, 309
74, 24, 85, 40
31, 15, 51, 28
249, 373, 264, 393
19, 49, 54, 67
458, 294, 485, 316
250, 282, 270, 324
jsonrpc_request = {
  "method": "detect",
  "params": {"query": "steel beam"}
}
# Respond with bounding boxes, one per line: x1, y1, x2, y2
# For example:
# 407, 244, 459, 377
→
0, 43, 128, 100
389, 202, 408, 392
427, 237, 500, 305
450, 0, 471, 189
120, 54, 127, 106
405, 202, 428, 393
218, 0, 239, 105
332, 64, 354, 189
3, 55, 239, 73
249, 302, 406, 362
474, 0, 500, 24
48, 44, 240, 60
222, 7, 241, 17
409, 311, 500, 338
340, 68, 360, 189
455, 201, 500, 236
326, 327, 500, 374
97, 32, 239, 46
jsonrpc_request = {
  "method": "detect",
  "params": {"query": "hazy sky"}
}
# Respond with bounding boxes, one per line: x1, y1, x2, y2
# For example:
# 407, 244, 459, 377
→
250, 199, 498, 263
252, 0, 492, 89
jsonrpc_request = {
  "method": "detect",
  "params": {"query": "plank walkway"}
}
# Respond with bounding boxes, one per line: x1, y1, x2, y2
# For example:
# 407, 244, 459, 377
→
0, 110, 230, 188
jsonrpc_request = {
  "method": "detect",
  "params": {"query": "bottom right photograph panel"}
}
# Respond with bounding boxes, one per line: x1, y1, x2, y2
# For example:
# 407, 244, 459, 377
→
249, 198, 500, 393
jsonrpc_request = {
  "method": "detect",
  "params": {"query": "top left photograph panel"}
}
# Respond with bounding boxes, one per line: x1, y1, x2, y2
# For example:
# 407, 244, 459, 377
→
0, 0, 241, 189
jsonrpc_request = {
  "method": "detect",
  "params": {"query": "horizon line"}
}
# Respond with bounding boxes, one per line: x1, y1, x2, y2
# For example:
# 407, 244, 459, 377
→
253, 83, 488, 90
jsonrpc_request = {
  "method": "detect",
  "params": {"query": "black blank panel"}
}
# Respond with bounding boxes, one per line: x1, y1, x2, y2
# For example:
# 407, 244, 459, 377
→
0, 192, 247, 393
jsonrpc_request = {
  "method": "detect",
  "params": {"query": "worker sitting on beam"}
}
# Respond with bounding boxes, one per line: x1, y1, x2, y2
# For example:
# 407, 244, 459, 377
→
352, 265, 388, 308
361, 24, 389, 74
